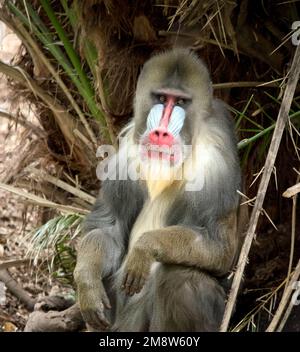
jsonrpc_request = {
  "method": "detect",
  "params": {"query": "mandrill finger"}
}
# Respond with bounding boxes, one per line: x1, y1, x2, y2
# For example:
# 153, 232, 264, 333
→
121, 273, 129, 290
129, 275, 142, 296
101, 290, 112, 309
95, 309, 111, 330
134, 276, 146, 294
139, 276, 146, 291
82, 310, 109, 331
122, 272, 134, 294
125, 273, 135, 295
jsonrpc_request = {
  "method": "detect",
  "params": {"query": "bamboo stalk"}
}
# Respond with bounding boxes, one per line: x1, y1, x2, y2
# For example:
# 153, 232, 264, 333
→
220, 45, 300, 332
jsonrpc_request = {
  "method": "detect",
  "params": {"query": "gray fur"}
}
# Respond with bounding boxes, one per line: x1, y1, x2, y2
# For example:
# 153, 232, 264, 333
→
113, 265, 225, 332
74, 49, 241, 332
168, 99, 241, 229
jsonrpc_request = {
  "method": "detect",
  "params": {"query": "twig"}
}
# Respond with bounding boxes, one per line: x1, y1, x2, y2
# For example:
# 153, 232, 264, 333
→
276, 298, 294, 332
237, 111, 300, 150
0, 182, 89, 214
0, 110, 45, 138
0, 269, 36, 311
266, 260, 300, 331
282, 182, 300, 198
95, 67, 117, 147
220, 45, 300, 332
213, 79, 282, 89
73, 129, 95, 152
26, 166, 96, 205
0, 259, 30, 270
284, 176, 299, 292
159, 30, 236, 52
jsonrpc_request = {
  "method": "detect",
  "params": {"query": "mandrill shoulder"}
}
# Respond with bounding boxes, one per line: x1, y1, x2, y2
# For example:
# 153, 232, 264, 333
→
84, 178, 147, 236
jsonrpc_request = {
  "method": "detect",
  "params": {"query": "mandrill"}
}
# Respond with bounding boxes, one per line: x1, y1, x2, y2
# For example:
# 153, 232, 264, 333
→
74, 49, 246, 332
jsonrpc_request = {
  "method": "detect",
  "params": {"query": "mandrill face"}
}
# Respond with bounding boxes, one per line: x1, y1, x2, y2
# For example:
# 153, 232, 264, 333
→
139, 95, 188, 166
133, 49, 213, 170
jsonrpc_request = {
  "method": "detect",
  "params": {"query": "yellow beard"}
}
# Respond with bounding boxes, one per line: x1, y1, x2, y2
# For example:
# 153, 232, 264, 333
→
146, 178, 174, 199
140, 159, 181, 199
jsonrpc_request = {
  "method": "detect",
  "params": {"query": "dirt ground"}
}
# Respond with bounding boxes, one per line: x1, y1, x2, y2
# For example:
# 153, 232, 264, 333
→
0, 118, 72, 331
0, 27, 70, 331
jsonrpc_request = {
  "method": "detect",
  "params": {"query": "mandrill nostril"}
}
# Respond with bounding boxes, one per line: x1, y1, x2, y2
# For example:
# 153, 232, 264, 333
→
149, 129, 174, 146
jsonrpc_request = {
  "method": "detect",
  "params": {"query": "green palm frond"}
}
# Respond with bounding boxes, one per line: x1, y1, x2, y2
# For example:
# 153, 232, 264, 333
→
25, 214, 83, 283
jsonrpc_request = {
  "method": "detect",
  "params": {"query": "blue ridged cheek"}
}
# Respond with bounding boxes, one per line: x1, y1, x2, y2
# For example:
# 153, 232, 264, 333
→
146, 103, 186, 137
167, 106, 185, 137
146, 104, 164, 132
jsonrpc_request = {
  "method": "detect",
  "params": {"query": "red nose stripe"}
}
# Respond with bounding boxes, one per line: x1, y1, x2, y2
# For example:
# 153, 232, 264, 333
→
159, 96, 176, 128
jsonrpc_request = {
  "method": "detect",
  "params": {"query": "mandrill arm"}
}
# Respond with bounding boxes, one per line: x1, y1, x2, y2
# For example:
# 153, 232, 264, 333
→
122, 211, 239, 295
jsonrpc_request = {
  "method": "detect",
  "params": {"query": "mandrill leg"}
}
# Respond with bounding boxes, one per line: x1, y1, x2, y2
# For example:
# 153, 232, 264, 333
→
112, 271, 153, 332
113, 264, 225, 332
149, 265, 226, 332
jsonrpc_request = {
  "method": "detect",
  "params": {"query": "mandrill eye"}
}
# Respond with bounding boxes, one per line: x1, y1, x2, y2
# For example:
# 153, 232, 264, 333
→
176, 98, 186, 106
159, 95, 166, 103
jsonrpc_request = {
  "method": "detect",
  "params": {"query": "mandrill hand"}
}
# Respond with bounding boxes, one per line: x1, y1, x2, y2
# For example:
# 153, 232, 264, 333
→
76, 279, 111, 331
122, 246, 155, 296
